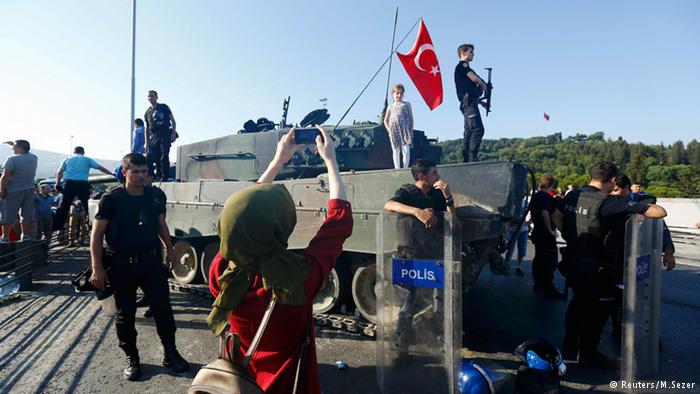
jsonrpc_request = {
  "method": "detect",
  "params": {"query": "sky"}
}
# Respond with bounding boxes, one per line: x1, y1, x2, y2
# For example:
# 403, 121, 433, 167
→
1, 0, 698, 161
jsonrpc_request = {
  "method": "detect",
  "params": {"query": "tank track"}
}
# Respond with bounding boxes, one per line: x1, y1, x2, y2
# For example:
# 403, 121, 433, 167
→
167, 280, 377, 337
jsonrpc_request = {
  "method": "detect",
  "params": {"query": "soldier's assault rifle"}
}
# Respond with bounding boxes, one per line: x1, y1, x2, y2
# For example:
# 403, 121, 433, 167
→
482, 67, 493, 116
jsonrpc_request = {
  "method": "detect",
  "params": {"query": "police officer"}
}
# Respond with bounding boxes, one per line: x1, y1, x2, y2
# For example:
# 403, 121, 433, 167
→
89, 153, 189, 380
454, 43, 488, 163
551, 162, 666, 368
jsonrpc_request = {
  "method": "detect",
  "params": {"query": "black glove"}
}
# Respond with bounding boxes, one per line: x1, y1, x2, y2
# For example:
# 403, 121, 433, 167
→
55, 184, 63, 192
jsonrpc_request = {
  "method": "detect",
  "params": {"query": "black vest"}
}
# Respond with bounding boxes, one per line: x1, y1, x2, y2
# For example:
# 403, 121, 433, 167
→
561, 187, 608, 272
104, 186, 162, 254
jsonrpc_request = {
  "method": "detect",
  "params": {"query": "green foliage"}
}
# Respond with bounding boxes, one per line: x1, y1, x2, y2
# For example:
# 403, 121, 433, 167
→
438, 133, 700, 198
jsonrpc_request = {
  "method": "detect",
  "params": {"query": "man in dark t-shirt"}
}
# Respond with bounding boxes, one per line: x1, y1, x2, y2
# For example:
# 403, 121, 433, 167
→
89, 153, 188, 380
529, 175, 563, 298
144, 90, 177, 181
454, 43, 488, 163
383, 158, 455, 365
384, 158, 454, 231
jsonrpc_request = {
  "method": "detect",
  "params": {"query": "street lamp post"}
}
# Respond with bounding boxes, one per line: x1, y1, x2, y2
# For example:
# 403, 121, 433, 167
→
130, 0, 137, 152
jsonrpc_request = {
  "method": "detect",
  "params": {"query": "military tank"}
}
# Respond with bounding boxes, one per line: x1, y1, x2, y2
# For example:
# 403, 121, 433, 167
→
152, 103, 528, 324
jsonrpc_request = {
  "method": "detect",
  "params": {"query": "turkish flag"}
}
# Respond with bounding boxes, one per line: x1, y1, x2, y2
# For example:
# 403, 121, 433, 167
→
397, 20, 443, 110
544, 113, 550, 121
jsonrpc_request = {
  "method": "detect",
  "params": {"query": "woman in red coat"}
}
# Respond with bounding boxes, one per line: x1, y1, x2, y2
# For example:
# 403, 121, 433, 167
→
208, 126, 352, 393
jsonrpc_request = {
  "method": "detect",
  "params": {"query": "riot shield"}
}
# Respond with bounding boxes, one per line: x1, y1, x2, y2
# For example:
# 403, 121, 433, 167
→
621, 217, 663, 381
376, 212, 462, 394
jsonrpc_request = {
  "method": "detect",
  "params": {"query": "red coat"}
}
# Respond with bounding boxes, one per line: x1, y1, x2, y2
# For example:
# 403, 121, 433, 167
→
209, 199, 353, 394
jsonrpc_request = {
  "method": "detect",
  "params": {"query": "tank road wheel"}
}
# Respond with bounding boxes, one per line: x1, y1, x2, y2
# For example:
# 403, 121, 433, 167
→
313, 264, 350, 314
200, 241, 220, 285
171, 240, 200, 284
352, 264, 379, 324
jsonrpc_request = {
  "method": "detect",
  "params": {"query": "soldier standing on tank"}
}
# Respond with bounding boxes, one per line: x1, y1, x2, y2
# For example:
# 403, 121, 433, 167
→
551, 162, 666, 369
454, 44, 488, 163
89, 153, 189, 380
144, 90, 177, 181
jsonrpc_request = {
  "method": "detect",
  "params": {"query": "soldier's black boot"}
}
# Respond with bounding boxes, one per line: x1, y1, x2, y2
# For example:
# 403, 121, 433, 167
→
123, 353, 141, 381
561, 333, 579, 362
163, 346, 190, 372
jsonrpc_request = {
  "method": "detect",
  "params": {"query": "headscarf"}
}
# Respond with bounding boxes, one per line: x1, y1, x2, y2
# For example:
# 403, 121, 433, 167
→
207, 184, 308, 335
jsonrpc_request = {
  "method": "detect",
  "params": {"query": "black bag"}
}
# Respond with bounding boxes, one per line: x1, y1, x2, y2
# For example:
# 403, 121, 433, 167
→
72, 265, 98, 292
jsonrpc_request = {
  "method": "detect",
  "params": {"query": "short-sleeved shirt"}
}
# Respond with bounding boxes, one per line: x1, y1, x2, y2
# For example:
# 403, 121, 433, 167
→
529, 190, 556, 241
2, 153, 38, 192
599, 193, 650, 269
95, 186, 167, 254
390, 183, 447, 212
35, 194, 54, 218
390, 184, 447, 259
145, 103, 173, 137
60, 154, 100, 181
454, 60, 481, 104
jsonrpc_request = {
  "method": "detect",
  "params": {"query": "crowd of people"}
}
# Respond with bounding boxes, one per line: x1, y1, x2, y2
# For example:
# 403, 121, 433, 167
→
1, 66, 697, 393
0, 141, 111, 245
0, 90, 178, 243
498, 162, 680, 371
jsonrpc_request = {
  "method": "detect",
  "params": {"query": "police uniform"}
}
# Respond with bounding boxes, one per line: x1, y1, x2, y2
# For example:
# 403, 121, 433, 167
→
557, 186, 649, 363
454, 60, 485, 163
95, 185, 188, 377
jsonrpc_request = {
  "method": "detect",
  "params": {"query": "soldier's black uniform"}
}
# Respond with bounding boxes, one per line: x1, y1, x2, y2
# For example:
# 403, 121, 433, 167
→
95, 185, 188, 378
557, 186, 649, 365
454, 60, 485, 163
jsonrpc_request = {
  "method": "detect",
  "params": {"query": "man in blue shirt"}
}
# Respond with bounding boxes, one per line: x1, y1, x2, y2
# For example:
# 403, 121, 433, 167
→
53, 146, 112, 231
132, 118, 145, 155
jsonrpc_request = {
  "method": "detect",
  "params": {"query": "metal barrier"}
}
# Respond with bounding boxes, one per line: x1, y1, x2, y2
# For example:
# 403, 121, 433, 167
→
0, 222, 83, 294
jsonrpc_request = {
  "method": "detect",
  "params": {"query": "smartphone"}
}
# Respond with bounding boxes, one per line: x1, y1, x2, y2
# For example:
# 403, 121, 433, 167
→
294, 128, 321, 145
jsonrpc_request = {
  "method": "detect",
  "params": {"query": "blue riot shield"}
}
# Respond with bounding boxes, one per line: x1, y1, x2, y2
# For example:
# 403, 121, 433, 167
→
376, 212, 462, 394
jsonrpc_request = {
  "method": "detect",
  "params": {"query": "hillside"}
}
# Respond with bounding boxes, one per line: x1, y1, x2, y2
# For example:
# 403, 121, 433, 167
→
0, 147, 121, 180
439, 132, 700, 198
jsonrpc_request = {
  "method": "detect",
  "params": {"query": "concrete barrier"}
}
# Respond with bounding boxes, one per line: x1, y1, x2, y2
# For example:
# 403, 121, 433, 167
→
657, 198, 700, 229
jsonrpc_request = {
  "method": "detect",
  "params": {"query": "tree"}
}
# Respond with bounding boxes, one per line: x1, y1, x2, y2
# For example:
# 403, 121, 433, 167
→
667, 141, 687, 165
438, 133, 700, 198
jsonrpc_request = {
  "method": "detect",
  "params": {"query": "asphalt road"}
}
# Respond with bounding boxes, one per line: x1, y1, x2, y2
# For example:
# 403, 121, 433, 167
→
0, 241, 698, 394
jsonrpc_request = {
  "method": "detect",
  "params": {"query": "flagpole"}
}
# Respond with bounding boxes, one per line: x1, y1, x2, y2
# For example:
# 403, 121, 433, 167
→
129, 0, 137, 151
381, 7, 399, 119
331, 18, 421, 134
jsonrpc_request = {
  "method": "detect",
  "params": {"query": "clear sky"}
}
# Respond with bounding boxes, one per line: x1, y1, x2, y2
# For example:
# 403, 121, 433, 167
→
1, 0, 698, 160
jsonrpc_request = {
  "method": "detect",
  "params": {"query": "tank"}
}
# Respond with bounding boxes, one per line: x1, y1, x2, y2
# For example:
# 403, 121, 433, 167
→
153, 120, 528, 323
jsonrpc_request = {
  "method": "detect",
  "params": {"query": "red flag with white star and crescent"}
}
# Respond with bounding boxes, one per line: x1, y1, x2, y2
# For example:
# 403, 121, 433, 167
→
397, 20, 443, 110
